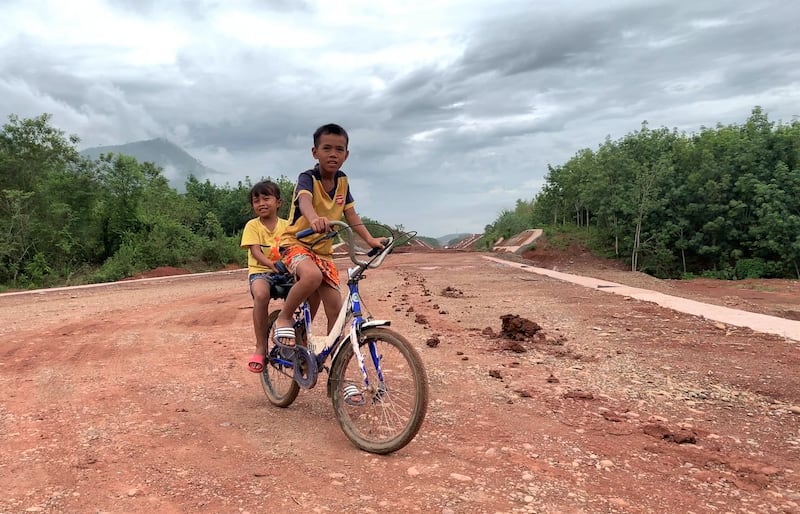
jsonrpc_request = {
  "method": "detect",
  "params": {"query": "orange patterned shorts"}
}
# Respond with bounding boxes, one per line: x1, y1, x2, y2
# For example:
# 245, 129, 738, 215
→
280, 246, 340, 290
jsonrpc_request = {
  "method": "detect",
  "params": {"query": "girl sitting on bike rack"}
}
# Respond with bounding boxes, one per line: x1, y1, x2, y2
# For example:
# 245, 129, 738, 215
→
274, 123, 384, 348
240, 180, 289, 373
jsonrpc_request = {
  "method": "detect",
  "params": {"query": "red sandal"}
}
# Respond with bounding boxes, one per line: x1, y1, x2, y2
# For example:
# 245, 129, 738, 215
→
247, 354, 265, 373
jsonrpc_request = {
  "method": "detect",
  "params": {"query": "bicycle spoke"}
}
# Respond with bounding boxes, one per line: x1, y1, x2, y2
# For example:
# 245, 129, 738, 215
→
260, 310, 300, 407
331, 328, 428, 454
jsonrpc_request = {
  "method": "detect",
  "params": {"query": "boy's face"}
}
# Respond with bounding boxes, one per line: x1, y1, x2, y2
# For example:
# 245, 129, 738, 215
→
312, 133, 349, 174
251, 193, 280, 219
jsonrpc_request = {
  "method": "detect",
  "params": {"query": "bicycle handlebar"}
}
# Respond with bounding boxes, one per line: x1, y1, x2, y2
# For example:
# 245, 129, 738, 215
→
296, 227, 316, 239
297, 221, 394, 268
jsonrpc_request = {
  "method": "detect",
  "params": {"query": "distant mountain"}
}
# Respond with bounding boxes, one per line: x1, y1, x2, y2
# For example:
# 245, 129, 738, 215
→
437, 233, 471, 246
416, 236, 441, 249
80, 138, 221, 191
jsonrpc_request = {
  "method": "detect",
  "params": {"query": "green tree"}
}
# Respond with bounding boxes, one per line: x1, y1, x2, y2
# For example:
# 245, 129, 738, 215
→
0, 113, 94, 286
0, 190, 35, 283
0, 113, 81, 192
94, 154, 147, 258
489, 106, 798, 279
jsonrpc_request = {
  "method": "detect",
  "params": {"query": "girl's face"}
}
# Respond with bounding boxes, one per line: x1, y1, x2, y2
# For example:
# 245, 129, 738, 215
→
251, 193, 280, 219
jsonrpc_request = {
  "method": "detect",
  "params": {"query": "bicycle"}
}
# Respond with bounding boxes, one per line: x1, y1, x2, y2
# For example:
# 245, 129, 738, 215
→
260, 220, 428, 454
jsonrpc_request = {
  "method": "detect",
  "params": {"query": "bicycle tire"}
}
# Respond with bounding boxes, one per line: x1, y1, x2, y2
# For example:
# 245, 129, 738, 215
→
330, 327, 428, 454
260, 310, 300, 407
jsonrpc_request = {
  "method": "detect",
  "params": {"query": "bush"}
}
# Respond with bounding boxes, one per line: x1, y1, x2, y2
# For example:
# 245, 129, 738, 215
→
136, 221, 202, 268
22, 252, 52, 287
202, 235, 243, 267
92, 238, 143, 283
734, 258, 768, 279
701, 267, 735, 280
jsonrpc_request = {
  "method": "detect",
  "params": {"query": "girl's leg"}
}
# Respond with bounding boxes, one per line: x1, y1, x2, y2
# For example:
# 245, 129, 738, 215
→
252, 280, 271, 353
248, 278, 271, 372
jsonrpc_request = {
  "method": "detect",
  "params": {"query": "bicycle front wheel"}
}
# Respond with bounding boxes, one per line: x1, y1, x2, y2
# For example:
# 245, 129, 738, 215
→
260, 310, 300, 407
330, 327, 428, 454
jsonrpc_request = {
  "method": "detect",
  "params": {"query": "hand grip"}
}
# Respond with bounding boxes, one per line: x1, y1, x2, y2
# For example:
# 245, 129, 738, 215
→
297, 227, 315, 238
367, 238, 390, 257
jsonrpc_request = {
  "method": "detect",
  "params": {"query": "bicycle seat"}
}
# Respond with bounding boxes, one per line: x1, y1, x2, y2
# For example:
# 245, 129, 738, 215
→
267, 261, 295, 299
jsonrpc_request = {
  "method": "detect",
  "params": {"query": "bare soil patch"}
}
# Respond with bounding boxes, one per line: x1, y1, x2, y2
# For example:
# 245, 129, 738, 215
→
1, 250, 799, 513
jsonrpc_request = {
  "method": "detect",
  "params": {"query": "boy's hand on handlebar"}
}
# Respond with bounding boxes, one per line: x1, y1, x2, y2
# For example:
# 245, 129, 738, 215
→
367, 236, 385, 249
309, 217, 330, 234
366, 236, 386, 255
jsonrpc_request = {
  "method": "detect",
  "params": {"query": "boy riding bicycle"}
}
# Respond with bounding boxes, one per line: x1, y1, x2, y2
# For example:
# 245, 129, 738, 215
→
274, 123, 384, 347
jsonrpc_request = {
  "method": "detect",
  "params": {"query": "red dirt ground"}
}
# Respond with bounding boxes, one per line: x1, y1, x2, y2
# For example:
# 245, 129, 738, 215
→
1, 245, 799, 513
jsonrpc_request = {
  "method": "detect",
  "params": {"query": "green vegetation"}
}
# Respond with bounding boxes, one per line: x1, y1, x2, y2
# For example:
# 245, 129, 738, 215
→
482, 107, 800, 279
0, 113, 369, 290
5, 106, 798, 289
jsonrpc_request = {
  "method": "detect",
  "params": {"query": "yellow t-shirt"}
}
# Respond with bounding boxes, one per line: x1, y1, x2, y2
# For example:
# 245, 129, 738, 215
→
280, 166, 355, 258
241, 217, 288, 275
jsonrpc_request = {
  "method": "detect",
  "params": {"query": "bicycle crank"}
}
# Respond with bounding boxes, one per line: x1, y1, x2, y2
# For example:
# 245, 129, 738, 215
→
292, 346, 318, 389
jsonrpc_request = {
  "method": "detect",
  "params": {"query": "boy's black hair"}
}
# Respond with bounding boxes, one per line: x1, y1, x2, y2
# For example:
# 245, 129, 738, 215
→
313, 123, 349, 148
249, 180, 281, 202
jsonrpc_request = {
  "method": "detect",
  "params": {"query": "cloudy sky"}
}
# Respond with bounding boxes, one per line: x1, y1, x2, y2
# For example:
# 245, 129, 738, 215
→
2, 0, 799, 236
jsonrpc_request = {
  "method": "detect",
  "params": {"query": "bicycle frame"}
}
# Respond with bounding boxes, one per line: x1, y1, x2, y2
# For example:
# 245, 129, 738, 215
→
261, 221, 427, 454
272, 221, 394, 394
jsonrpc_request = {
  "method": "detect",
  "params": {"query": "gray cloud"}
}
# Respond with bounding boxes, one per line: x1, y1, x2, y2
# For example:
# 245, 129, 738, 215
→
1, 0, 798, 236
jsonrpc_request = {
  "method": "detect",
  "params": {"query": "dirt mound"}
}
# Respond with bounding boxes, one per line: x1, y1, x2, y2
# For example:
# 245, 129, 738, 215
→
519, 236, 626, 271
499, 314, 543, 340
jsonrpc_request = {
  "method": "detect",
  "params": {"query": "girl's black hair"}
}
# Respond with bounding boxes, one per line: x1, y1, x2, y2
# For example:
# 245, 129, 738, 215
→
249, 180, 281, 201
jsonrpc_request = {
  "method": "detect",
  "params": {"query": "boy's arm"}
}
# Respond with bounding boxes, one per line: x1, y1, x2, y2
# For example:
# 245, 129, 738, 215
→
344, 207, 385, 249
298, 194, 330, 233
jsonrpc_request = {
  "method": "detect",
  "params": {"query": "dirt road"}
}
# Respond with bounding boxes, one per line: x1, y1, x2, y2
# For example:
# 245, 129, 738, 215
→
2, 251, 799, 513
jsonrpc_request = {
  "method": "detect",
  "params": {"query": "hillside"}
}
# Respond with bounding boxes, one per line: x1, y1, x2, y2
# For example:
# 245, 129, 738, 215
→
437, 232, 470, 246
80, 138, 221, 190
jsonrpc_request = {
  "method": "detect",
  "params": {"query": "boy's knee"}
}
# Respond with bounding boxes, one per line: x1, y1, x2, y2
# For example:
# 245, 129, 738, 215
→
297, 264, 323, 284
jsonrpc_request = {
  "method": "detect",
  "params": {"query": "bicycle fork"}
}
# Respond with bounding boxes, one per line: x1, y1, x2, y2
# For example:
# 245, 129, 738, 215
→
331, 271, 390, 403
346, 318, 391, 404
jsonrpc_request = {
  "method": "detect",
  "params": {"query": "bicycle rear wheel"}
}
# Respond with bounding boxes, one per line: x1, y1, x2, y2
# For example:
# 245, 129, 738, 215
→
260, 310, 300, 407
330, 327, 428, 454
